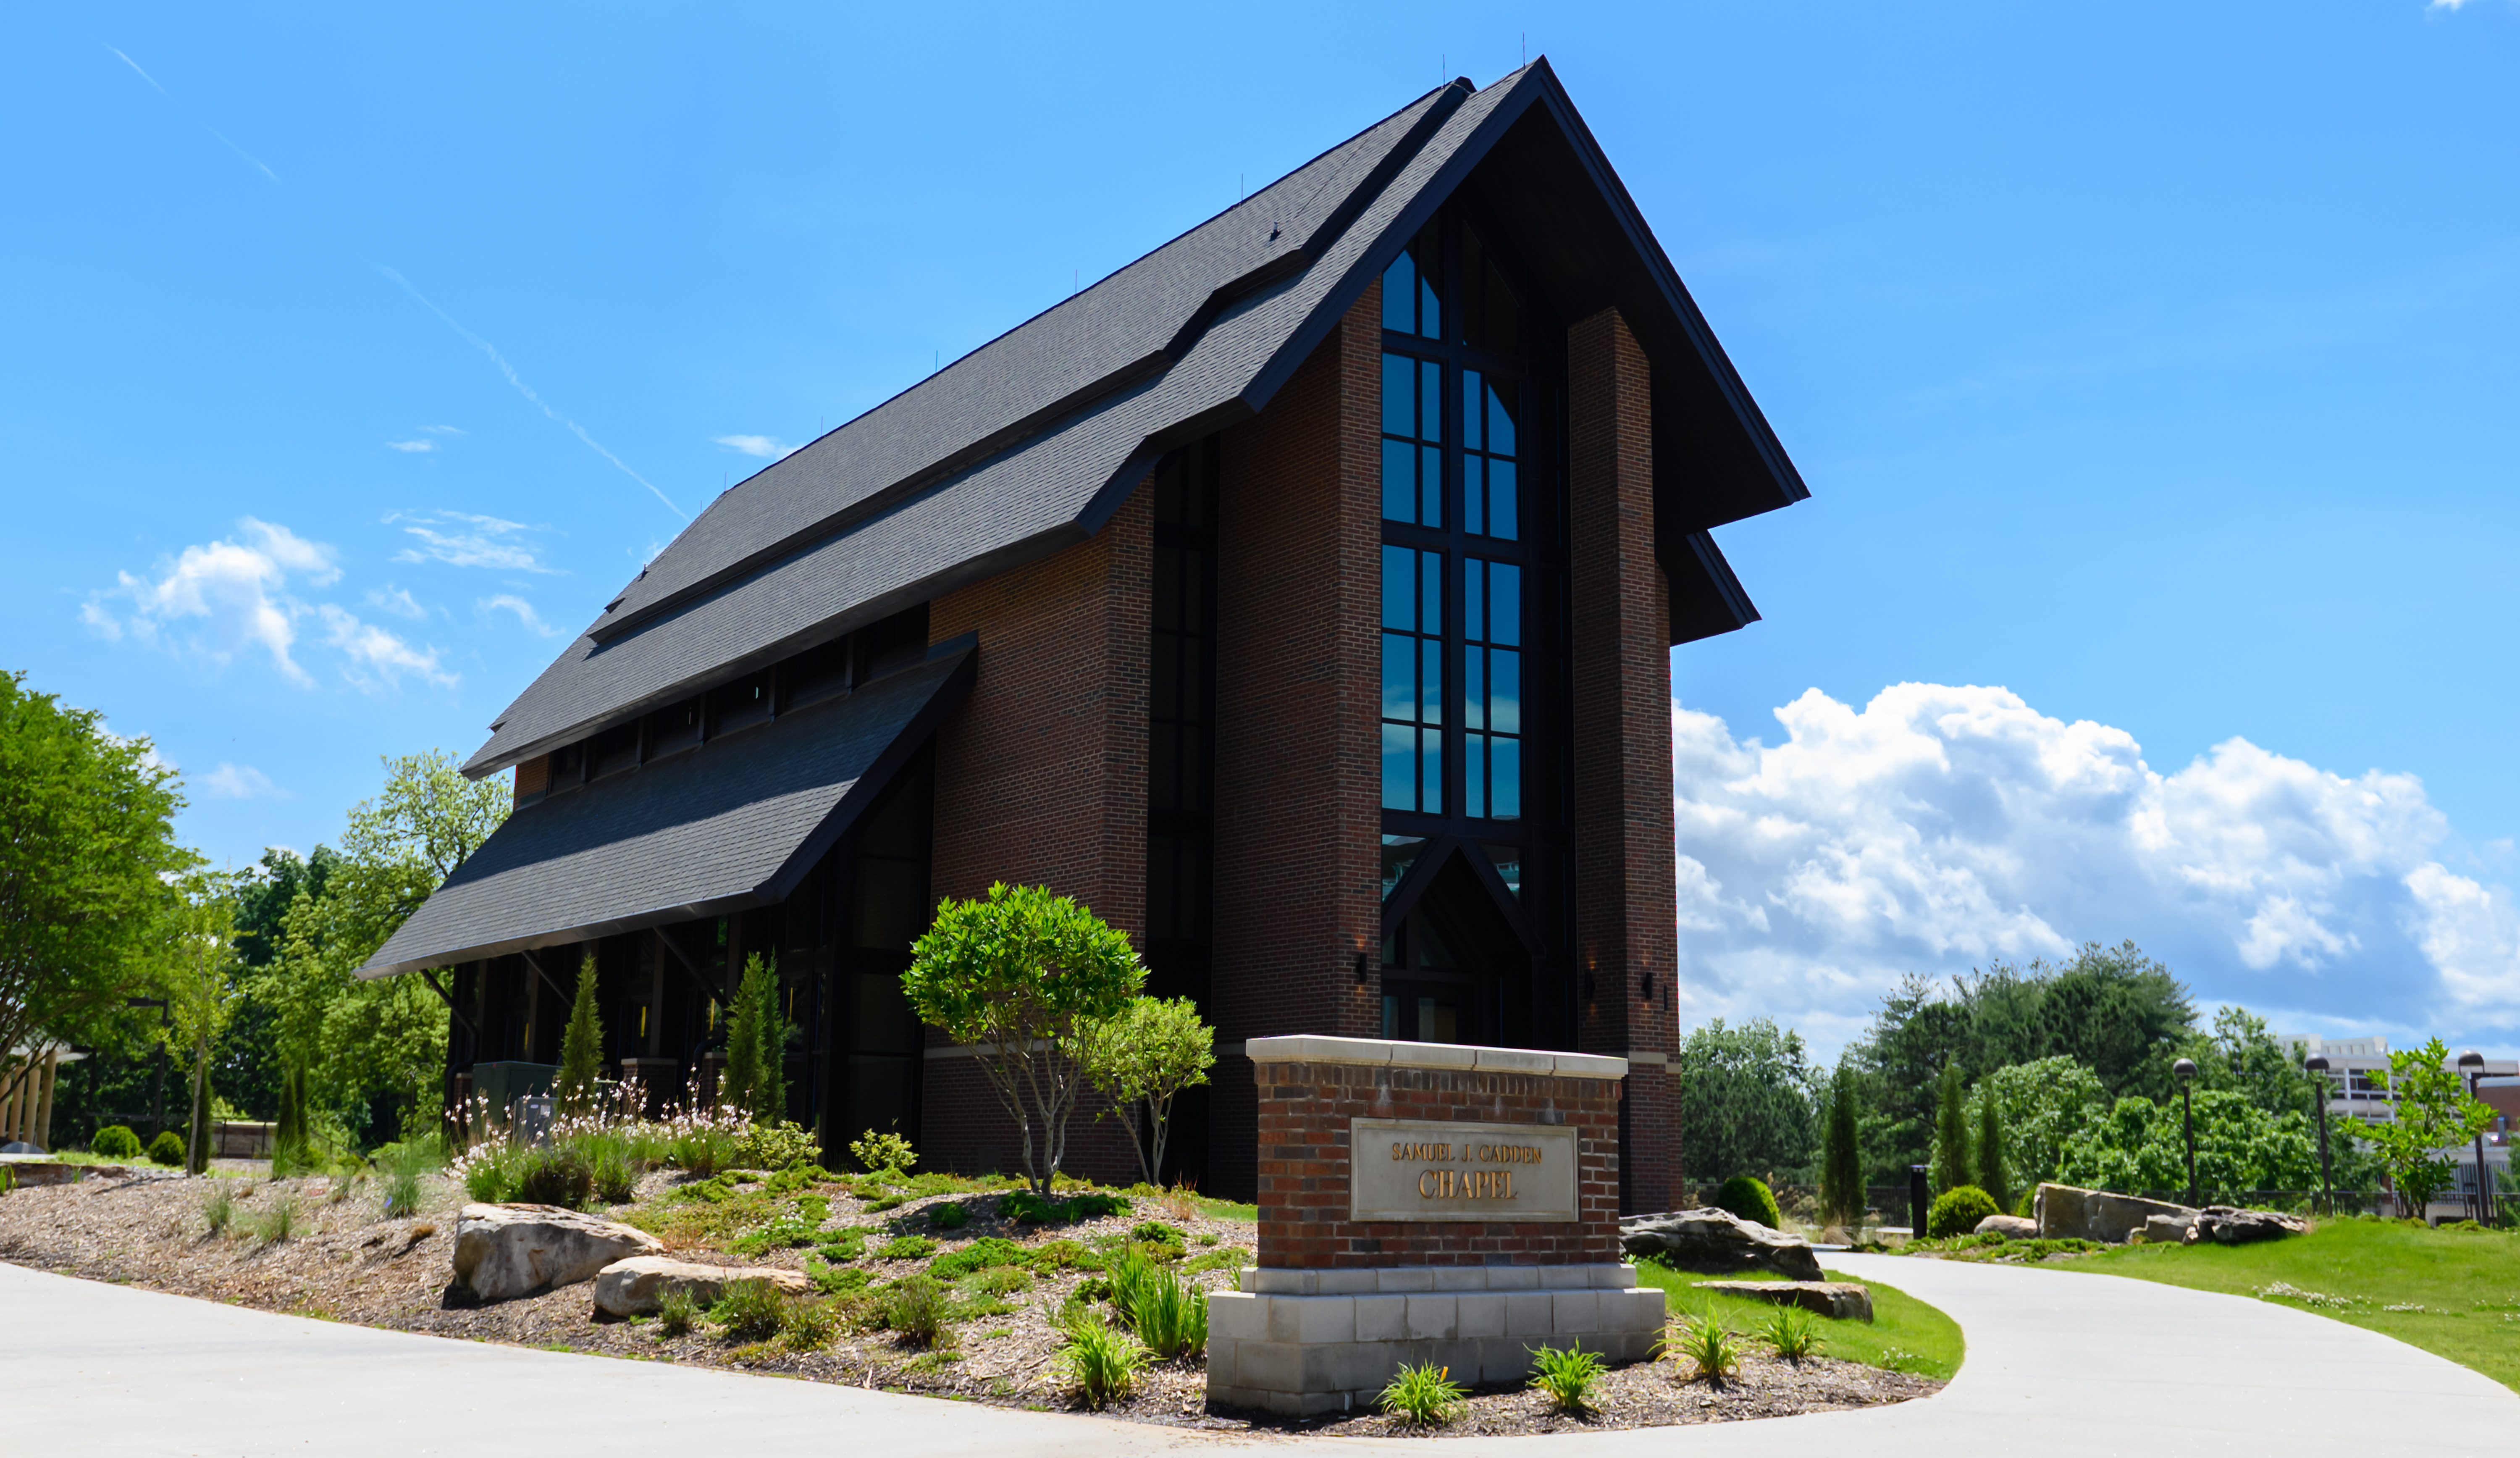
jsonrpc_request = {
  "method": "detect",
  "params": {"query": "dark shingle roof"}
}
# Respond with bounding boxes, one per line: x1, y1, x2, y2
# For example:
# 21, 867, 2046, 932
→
357, 644, 975, 978
462, 61, 1804, 778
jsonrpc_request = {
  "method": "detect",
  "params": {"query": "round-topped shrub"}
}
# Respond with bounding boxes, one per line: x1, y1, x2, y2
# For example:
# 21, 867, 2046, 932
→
1928, 1185, 2000, 1239
146, 1131, 186, 1166
90, 1125, 142, 1159
1712, 1175, 1782, 1231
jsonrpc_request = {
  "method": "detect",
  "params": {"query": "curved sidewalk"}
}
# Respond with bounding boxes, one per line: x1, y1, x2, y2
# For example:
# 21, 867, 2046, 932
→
4, 1251, 2512, 1455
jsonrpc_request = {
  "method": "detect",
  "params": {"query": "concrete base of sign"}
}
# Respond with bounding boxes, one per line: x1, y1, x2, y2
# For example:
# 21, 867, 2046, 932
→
1205, 1264, 1666, 1416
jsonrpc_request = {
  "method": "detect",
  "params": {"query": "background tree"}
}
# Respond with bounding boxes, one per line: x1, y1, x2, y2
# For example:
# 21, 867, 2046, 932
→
2055, 1089, 2370, 1198
718, 953, 786, 1124
1932, 1061, 1971, 1193
1966, 1056, 2107, 1193
160, 873, 241, 1175
0, 671, 194, 1099
1088, 995, 1215, 1188
1674, 1017, 1821, 1185
903, 883, 1142, 1195
1974, 1083, 2009, 1211
2367, 1037, 2496, 1216
259, 751, 507, 1148
554, 953, 604, 1119
1818, 1062, 1865, 1229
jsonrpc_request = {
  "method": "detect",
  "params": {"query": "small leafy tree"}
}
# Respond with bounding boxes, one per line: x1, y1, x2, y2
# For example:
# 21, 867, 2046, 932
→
161, 873, 242, 1176
1975, 1085, 2009, 1213
1932, 1061, 1971, 1193
1089, 996, 1215, 1187
1818, 1063, 1864, 1230
2367, 1037, 2496, 1217
903, 883, 1143, 1195
718, 953, 786, 1124
555, 953, 604, 1119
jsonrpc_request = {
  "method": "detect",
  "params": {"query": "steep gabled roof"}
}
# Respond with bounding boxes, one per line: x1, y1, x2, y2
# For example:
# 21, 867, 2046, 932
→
463, 60, 1806, 779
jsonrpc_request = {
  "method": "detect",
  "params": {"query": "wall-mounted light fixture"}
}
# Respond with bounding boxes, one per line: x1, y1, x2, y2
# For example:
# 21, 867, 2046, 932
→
1640, 972, 1656, 1004
1354, 952, 1369, 985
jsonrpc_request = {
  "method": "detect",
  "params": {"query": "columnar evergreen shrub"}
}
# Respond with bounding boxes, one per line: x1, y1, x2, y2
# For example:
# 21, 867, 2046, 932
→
554, 954, 605, 1119
1712, 1175, 1783, 1230
1932, 1062, 1971, 1193
1819, 1064, 1864, 1229
718, 954, 787, 1126
1975, 1090, 2010, 1212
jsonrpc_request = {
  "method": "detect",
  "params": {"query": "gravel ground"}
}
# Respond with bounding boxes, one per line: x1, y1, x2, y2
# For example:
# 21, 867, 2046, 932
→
0, 1165, 1939, 1437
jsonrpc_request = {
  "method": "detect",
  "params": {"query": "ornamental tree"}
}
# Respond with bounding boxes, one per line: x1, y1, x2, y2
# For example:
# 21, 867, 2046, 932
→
554, 954, 605, 1120
2366, 1037, 2496, 1217
903, 883, 1143, 1195
1089, 995, 1215, 1188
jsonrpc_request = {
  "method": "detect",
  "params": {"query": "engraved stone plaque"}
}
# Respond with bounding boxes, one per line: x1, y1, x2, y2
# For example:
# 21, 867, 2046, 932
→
1348, 1117, 1580, 1223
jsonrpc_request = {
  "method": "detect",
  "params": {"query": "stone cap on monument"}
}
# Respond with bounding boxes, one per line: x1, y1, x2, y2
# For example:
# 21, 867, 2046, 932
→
1246, 1034, 1628, 1080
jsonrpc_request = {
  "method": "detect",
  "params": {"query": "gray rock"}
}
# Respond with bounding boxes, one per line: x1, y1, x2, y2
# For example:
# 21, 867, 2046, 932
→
2144, 1212, 2196, 1243
1975, 1214, 2039, 1240
1695, 1279, 1872, 1321
2185, 1206, 2307, 1245
592, 1256, 809, 1317
2035, 1183, 2197, 1244
452, 1203, 662, 1303
1621, 1207, 1826, 1282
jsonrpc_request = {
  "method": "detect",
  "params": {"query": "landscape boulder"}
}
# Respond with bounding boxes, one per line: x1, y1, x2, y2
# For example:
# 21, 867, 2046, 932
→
1621, 1207, 1826, 1282
1695, 1279, 1873, 1321
2144, 1212, 2196, 1243
2185, 1206, 2307, 1245
452, 1203, 662, 1302
2035, 1183, 2196, 1244
1975, 1214, 2039, 1240
593, 1256, 810, 1317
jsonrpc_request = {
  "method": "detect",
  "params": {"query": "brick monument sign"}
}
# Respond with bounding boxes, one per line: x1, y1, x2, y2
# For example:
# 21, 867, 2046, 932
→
1206, 1035, 1667, 1416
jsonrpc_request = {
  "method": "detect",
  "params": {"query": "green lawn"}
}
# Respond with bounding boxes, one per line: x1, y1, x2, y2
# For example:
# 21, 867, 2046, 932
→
1631, 1263, 1966, 1381
2071, 1218, 2520, 1390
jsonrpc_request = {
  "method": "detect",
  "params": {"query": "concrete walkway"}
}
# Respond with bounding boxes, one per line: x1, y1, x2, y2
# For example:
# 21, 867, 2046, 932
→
4, 1252, 2512, 1455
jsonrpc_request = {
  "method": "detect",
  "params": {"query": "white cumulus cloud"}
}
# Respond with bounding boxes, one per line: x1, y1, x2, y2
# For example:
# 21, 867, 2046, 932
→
1673, 683, 2515, 1056
387, 510, 552, 573
200, 762, 288, 800
81, 518, 341, 685
385, 439, 437, 453
714, 433, 800, 460
316, 604, 455, 690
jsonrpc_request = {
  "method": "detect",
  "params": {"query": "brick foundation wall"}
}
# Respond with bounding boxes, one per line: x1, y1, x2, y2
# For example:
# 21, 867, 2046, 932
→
1567, 307, 1681, 1217
1253, 1058, 1623, 1269
1207, 282, 1386, 1199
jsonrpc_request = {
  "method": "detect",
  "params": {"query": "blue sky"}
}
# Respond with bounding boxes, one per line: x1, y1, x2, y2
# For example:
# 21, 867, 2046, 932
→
5, 3, 2515, 1058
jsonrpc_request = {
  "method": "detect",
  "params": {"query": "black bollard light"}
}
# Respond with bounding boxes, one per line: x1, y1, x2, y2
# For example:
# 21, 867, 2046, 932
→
2174, 1058, 2199, 1207
2460, 1049, 2489, 1225
2305, 1054, 2334, 1216
1908, 1164, 1929, 1242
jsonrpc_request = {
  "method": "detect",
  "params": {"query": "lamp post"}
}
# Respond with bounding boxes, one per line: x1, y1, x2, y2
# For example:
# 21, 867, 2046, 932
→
2174, 1058, 2199, 1207
2305, 1054, 2334, 1216
2459, 1049, 2489, 1225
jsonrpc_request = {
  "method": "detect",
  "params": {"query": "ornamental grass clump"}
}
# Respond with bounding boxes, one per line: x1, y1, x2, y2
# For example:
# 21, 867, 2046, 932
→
514, 1144, 596, 1208
1761, 1304, 1824, 1363
1663, 1312, 1742, 1388
1056, 1308, 1147, 1410
375, 1135, 445, 1219
656, 1285, 699, 1337
1528, 1342, 1604, 1413
252, 1193, 301, 1245
200, 1178, 238, 1235
711, 1278, 789, 1343
875, 1274, 950, 1348
1124, 1263, 1207, 1360
1377, 1362, 1467, 1426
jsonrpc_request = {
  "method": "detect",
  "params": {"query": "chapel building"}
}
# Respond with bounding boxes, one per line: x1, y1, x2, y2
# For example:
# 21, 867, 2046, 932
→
360, 61, 1809, 1210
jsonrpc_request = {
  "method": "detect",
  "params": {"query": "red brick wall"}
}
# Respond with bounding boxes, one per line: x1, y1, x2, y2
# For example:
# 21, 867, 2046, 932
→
1567, 307, 1680, 1216
1252, 1059, 1623, 1268
919, 478, 1153, 1186
1206, 283, 1386, 1198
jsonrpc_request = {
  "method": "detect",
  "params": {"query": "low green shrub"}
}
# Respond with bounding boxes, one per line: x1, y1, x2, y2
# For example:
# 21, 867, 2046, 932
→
1528, 1342, 1604, 1412
657, 1285, 698, 1336
90, 1125, 142, 1159
864, 1194, 906, 1212
960, 1265, 1032, 1296
1128, 1220, 1185, 1246
516, 1145, 596, 1208
815, 1229, 867, 1264
877, 1235, 937, 1261
875, 1274, 950, 1347
929, 1201, 971, 1230
807, 1260, 869, 1296
764, 1159, 833, 1194
1001, 1188, 1129, 1225
711, 1278, 788, 1342
1057, 1309, 1146, 1409
1377, 1361, 1466, 1426
1028, 1238, 1099, 1271
1712, 1175, 1783, 1231
730, 1121, 820, 1172
1927, 1185, 2000, 1239
781, 1296, 840, 1351
146, 1131, 186, 1167
732, 1195, 831, 1255
1182, 1246, 1247, 1276
928, 1236, 1029, 1281
848, 1126, 918, 1174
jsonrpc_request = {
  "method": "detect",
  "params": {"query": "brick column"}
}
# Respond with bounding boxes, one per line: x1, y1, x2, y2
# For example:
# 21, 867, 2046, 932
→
1567, 307, 1680, 1216
1206, 281, 1386, 1198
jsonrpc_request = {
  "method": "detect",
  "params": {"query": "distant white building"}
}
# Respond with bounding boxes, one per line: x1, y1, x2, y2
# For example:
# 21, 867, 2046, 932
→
2279, 1032, 2517, 1206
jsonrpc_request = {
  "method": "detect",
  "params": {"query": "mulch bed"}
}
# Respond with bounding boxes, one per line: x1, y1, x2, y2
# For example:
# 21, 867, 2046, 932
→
0, 1164, 1939, 1437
